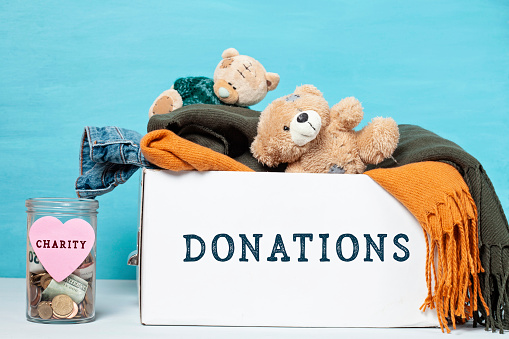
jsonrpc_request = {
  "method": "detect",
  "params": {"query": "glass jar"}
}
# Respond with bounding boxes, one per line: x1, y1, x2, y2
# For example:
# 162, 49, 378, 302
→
26, 198, 98, 323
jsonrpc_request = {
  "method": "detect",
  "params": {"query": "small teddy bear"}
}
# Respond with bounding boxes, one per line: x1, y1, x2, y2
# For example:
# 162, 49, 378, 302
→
250, 85, 399, 174
148, 48, 280, 117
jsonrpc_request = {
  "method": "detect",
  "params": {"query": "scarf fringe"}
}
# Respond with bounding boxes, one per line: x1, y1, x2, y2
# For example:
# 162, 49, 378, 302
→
418, 188, 488, 333
475, 245, 509, 333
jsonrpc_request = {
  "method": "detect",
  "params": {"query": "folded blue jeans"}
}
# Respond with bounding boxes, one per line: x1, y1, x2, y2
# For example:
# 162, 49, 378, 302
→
76, 126, 155, 198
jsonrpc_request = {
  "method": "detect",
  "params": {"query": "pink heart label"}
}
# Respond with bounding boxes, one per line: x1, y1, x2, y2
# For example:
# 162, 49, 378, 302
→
29, 216, 95, 282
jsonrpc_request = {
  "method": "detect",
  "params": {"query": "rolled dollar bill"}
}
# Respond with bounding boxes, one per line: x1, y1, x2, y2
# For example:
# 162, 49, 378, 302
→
73, 262, 95, 281
41, 274, 88, 304
28, 244, 46, 274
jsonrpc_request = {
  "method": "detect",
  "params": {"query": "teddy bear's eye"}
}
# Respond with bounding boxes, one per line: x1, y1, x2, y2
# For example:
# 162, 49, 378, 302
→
283, 126, 290, 131
228, 82, 237, 90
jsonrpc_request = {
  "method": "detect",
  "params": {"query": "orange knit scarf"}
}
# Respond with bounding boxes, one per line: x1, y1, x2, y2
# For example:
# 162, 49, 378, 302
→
141, 130, 255, 172
140, 132, 487, 332
365, 161, 488, 333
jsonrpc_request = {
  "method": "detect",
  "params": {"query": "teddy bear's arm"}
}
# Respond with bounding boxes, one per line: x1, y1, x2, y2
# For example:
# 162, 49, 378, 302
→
356, 117, 399, 165
328, 97, 364, 132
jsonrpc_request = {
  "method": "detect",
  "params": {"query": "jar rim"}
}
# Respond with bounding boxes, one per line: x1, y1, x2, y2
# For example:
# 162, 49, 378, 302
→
26, 197, 99, 212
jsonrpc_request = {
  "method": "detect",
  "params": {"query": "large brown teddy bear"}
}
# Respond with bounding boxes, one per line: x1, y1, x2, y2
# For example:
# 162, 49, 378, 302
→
250, 85, 399, 174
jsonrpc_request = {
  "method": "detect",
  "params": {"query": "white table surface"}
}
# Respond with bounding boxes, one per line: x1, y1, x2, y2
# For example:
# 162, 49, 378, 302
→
1, 278, 499, 338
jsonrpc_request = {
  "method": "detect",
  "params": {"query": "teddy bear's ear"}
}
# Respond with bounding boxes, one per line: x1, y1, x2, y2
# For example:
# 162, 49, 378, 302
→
266, 72, 280, 91
294, 85, 323, 97
222, 48, 240, 59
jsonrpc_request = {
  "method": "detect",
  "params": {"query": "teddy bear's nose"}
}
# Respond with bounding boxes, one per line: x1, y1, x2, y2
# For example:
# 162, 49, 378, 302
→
218, 87, 230, 98
297, 112, 308, 123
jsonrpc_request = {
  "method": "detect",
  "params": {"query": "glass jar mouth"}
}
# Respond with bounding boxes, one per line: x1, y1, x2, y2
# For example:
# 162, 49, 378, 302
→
26, 198, 98, 213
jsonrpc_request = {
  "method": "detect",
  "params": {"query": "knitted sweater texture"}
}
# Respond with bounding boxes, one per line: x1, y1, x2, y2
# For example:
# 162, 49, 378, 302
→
173, 77, 222, 106
140, 129, 254, 172
147, 104, 282, 172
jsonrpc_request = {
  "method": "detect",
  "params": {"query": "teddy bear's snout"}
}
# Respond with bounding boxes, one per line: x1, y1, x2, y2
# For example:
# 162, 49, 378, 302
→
213, 79, 239, 105
290, 110, 322, 146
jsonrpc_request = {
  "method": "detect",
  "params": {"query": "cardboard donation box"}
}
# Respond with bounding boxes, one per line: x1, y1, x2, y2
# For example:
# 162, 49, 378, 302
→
137, 169, 439, 327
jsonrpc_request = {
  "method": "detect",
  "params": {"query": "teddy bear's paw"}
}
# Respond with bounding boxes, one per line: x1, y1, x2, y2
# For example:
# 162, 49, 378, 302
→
357, 117, 399, 165
329, 97, 364, 131
148, 89, 183, 118
328, 164, 346, 174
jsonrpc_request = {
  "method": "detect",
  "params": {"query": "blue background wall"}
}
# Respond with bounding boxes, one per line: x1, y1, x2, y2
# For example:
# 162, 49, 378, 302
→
1, 1, 507, 279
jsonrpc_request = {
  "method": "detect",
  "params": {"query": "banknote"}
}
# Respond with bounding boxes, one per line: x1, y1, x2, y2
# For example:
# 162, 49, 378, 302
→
41, 273, 88, 304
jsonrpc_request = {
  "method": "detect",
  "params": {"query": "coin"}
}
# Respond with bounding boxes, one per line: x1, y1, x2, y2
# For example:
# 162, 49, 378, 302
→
78, 260, 94, 270
84, 285, 93, 306
53, 311, 70, 319
85, 300, 94, 317
78, 302, 85, 317
66, 302, 79, 319
30, 307, 39, 318
30, 285, 41, 307
30, 273, 45, 286
40, 274, 52, 290
37, 301, 53, 320
84, 288, 94, 316
52, 294, 73, 317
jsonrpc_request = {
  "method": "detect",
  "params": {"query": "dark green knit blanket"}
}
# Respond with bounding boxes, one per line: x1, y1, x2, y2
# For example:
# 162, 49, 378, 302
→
368, 124, 509, 332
